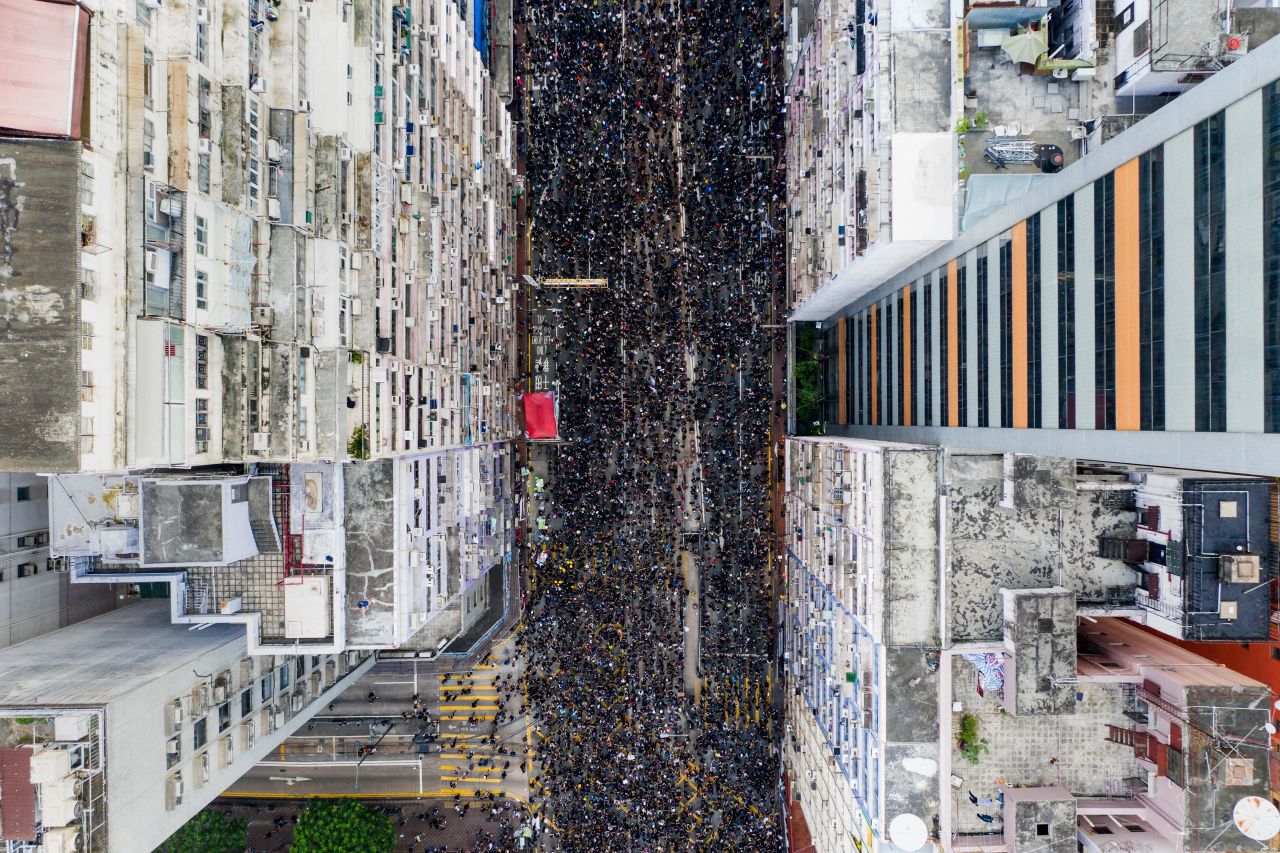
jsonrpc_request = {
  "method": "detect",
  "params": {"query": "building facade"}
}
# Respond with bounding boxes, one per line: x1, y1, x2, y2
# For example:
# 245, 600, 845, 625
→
783, 436, 1278, 853
0, 0, 519, 656
0, 603, 374, 853
809, 37, 1280, 476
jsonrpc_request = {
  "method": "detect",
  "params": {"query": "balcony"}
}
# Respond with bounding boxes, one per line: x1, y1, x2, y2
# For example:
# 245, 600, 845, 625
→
1134, 588, 1183, 622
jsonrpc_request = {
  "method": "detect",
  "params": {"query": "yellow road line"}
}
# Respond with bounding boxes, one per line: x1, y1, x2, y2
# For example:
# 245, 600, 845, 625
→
438, 705, 501, 711
223, 789, 516, 800
439, 713, 497, 721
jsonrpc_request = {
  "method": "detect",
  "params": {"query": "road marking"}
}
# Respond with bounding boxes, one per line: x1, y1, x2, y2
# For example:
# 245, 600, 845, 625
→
438, 705, 500, 711
440, 713, 497, 721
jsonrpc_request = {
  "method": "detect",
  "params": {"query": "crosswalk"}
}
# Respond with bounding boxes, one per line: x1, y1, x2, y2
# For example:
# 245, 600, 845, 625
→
417, 640, 532, 800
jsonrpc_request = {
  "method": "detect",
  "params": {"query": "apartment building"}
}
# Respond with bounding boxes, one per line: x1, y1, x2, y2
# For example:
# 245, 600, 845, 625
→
0, 0, 518, 655
0, 603, 373, 853
782, 436, 1279, 853
805, 35, 1280, 479
784, 0, 1280, 324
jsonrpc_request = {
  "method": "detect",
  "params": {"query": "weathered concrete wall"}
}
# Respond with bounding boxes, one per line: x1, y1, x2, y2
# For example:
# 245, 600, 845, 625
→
343, 458, 395, 646
883, 449, 939, 646
0, 138, 83, 472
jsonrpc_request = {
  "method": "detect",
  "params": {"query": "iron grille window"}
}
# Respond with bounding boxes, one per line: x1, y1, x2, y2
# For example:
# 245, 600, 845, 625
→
1027, 213, 1043, 428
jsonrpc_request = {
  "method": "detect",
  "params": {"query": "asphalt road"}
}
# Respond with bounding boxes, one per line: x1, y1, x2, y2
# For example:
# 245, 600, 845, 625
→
226, 636, 532, 805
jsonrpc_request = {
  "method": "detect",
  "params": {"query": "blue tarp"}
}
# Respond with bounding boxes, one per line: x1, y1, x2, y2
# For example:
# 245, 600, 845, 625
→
473, 0, 489, 64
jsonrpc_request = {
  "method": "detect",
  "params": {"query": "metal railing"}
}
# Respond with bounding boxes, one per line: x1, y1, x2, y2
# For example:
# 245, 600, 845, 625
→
1134, 588, 1183, 621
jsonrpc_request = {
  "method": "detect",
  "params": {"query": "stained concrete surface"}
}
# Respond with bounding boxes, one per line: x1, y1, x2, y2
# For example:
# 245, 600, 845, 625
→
344, 459, 398, 646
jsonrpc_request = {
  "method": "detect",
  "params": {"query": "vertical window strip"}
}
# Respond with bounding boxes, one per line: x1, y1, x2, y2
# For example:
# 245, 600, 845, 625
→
924, 278, 933, 426
977, 246, 990, 427
865, 309, 874, 425
896, 293, 905, 426
848, 314, 858, 425
957, 265, 969, 427
999, 234, 1014, 428
1027, 213, 1043, 428
1058, 197, 1076, 428
909, 285, 919, 426
1095, 172, 1117, 430
1268, 86, 1280, 431
940, 265, 950, 424
1194, 112, 1228, 432
1140, 146, 1166, 431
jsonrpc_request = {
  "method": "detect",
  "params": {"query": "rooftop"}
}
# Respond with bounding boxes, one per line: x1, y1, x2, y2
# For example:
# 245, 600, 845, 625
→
0, 137, 84, 473
0, 603, 241, 707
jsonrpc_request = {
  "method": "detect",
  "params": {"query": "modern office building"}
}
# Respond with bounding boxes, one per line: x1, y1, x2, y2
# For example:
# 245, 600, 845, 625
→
782, 436, 1279, 853
781, 0, 1280, 323
0, 0, 519, 656
804, 36, 1280, 477
0, 603, 374, 853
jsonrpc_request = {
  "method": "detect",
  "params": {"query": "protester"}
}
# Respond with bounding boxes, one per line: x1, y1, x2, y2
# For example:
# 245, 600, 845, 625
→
515, 0, 785, 847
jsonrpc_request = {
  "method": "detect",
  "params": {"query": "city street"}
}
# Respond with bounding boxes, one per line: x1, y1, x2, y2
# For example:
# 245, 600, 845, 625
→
517, 0, 784, 846
226, 636, 532, 805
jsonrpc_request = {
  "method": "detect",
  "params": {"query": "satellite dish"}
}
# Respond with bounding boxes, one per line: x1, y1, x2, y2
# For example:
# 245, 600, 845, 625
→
1272, 699, 1280, 711
889, 814, 929, 851
1234, 796, 1280, 841
1265, 722, 1277, 736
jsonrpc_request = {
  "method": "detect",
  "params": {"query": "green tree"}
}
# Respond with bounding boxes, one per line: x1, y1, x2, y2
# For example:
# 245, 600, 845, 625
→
154, 809, 246, 853
792, 322, 824, 436
292, 799, 395, 853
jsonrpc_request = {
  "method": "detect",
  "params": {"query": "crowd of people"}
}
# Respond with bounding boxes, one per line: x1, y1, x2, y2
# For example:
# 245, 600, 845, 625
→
517, 0, 785, 847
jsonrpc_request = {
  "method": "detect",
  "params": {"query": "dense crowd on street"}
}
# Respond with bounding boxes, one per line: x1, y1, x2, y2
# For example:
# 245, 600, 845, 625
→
517, 0, 785, 848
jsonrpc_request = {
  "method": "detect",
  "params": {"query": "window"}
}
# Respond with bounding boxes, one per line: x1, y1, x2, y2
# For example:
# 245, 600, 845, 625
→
1057, 196, 1076, 428
143, 48, 155, 107
195, 0, 210, 65
1194, 111, 1227, 432
241, 688, 253, 717
1027, 213, 1043, 428
1095, 172, 1117, 430
295, 656, 305, 679
1036, 823, 1051, 837
82, 321, 94, 350
195, 270, 208, 310
895, 291, 904, 425
940, 265, 950, 424
976, 244, 990, 427
143, 118, 155, 171
136, 0, 153, 27
248, 155, 261, 203
260, 675, 272, 703
999, 233, 1014, 428
278, 667, 289, 691
193, 717, 208, 750
195, 335, 209, 391
1266, 83, 1280, 431
957, 263, 969, 426
218, 702, 231, 732
195, 215, 208, 256
923, 277, 932, 426
15, 486, 30, 502
1114, 3, 1135, 30
1140, 146, 1165, 430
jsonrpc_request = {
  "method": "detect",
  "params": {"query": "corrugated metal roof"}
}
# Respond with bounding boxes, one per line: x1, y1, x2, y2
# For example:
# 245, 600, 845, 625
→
0, 747, 37, 842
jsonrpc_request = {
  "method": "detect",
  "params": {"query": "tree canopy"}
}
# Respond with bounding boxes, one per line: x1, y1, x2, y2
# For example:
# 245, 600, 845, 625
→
291, 799, 396, 853
154, 809, 246, 853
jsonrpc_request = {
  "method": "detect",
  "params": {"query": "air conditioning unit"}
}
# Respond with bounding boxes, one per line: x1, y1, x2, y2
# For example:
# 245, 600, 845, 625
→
298, 4, 309, 19
252, 432, 272, 452
393, 158, 406, 171
143, 150, 155, 169
298, 99, 312, 112
298, 439, 312, 453
404, 316, 415, 327
350, 298, 362, 315
339, 146, 352, 162
373, 40, 385, 54
419, 113, 431, 125
170, 703, 184, 729
266, 138, 285, 162
194, 753, 209, 787
408, 64, 420, 76
240, 719, 256, 749
213, 684, 227, 703
412, 527, 425, 536
1220, 554, 1261, 584
219, 736, 235, 768
196, 8, 210, 22
253, 305, 275, 326
165, 775, 183, 810
291, 693, 304, 712
166, 736, 180, 756
267, 196, 282, 221
145, 249, 158, 272
198, 137, 212, 154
